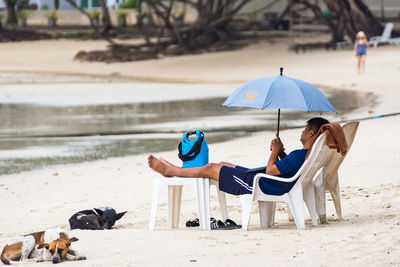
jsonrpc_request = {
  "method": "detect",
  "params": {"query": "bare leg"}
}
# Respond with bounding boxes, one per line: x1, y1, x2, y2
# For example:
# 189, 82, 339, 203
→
357, 56, 362, 74
218, 161, 237, 168
148, 155, 222, 181
160, 158, 236, 169
360, 55, 366, 73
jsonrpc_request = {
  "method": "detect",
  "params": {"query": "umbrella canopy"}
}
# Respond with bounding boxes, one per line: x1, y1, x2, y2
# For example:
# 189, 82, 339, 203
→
222, 68, 336, 134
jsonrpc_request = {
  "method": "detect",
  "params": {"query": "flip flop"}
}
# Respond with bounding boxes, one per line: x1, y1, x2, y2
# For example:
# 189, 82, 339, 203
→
186, 217, 216, 227
210, 219, 226, 230
223, 219, 242, 229
185, 218, 199, 227
211, 219, 241, 230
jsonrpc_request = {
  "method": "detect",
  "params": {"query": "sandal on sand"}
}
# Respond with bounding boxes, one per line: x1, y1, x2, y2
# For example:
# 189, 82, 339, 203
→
186, 217, 216, 227
210, 219, 226, 230
223, 219, 242, 229
186, 218, 199, 227
211, 219, 241, 230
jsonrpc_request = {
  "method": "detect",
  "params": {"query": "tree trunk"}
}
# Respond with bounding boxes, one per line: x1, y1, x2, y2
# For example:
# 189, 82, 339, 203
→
296, 0, 344, 42
324, 0, 383, 42
140, 0, 251, 51
136, 0, 143, 28
5, 0, 17, 24
99, 0, 113, 32
297, 0, 383, 42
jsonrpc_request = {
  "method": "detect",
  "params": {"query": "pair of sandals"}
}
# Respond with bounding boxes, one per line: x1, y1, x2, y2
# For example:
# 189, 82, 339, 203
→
186, 217, 241, 230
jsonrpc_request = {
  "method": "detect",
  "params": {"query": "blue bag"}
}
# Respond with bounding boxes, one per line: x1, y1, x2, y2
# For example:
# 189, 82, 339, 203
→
178, 131, 209, 168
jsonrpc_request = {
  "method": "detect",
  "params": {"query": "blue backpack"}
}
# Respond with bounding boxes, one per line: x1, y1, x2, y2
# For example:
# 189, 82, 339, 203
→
178, 131, 209, 168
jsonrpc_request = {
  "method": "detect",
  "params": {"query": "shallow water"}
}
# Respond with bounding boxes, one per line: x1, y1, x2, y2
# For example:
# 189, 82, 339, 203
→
0, 74, 376, 175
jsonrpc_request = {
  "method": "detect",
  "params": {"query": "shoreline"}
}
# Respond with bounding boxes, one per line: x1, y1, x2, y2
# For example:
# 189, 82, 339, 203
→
0, 39, 398, 91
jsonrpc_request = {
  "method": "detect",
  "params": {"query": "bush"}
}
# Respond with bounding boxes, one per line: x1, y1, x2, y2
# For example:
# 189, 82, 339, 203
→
42, 3, 49, 10
47, 11, 57, 19
175, 9, 184, 18
142, 9, 152, 18
90, 10, 101, 19
119, 0, 136, 9
117, 11, 128, 20
17, 11, 28, 20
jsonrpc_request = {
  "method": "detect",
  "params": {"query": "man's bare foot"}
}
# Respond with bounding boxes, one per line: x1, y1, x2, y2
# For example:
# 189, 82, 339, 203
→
159, 157, 179, 168
148, 155, 172, 177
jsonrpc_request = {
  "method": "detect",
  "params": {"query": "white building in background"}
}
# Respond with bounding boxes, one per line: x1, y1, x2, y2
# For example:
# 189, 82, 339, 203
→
0, 0, 120, 10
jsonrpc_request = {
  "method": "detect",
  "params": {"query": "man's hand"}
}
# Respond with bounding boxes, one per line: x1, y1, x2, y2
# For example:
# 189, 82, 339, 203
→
266, 133, 283, 176
270, 133, 287, 160
270, 133, 284, 153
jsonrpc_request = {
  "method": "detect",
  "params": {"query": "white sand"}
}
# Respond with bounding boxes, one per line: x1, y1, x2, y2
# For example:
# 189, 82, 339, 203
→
0, 36, 399, 266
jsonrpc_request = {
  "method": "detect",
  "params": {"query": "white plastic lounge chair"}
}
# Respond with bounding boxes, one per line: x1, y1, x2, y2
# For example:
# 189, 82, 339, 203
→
313, 121, 359, 223
240, 133, 326, 230
369, 23, 394, 48
388, 37, 400, 46
149, 176, 228, 230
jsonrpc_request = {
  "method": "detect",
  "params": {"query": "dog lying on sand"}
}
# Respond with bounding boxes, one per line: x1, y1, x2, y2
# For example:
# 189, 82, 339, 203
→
1, 229, 86, 265
69, 207, 127, 230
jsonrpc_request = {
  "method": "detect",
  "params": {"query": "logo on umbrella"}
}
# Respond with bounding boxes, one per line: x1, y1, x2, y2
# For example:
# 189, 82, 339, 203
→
246, 90, 259, 99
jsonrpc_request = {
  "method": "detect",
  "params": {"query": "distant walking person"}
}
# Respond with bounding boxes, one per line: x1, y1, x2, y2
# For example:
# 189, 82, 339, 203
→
354, 31, 369, 74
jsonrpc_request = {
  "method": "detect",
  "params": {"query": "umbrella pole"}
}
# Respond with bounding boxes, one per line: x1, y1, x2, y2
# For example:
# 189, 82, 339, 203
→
277, 108, 280, 136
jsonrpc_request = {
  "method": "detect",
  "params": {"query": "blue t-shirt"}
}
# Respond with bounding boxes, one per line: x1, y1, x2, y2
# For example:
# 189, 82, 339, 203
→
258, 149, 308, 196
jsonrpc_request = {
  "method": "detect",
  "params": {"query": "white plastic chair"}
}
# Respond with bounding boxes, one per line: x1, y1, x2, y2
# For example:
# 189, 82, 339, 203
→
149, 177, 228, 230
241, 134, 326, 230
313, 121, 359, 223
369, 23, 393, 48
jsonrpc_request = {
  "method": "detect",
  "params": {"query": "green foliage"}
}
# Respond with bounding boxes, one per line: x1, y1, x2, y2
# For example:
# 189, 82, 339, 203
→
42, 4, 49, 10
119, 0, 136, 9
175, 9, 184, 18
47, 11, 57, 19
17, 11, 28, 20
247, 8, 257, 22
90, 10, 101, 19
142, 9, 152, 18
116, 11, 128, 20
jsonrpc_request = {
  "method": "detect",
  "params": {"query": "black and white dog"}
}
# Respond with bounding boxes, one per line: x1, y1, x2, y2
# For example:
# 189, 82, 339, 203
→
69, 207, 127, 230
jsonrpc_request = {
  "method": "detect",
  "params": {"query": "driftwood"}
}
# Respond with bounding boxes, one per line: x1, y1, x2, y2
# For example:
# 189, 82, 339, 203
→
289, 41, 337, 53
75, 44, 158, 63
0, 29, 50, 42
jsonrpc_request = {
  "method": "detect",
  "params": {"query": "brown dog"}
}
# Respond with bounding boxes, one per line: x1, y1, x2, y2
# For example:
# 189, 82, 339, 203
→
1, 229, 86, 264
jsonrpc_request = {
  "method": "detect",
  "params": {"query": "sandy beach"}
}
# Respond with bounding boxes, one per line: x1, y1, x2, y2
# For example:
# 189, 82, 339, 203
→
0, 35, 399, 266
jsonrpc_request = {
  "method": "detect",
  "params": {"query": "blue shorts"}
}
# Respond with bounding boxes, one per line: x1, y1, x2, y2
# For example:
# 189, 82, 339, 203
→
219, 165, 255, 195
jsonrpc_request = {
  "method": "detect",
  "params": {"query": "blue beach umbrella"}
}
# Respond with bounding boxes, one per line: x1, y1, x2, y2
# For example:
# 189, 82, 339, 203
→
222, 68, 336, 135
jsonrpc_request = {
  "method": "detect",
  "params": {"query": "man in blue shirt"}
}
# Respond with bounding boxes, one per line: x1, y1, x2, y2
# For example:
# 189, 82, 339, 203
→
148, 117, 329, 196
